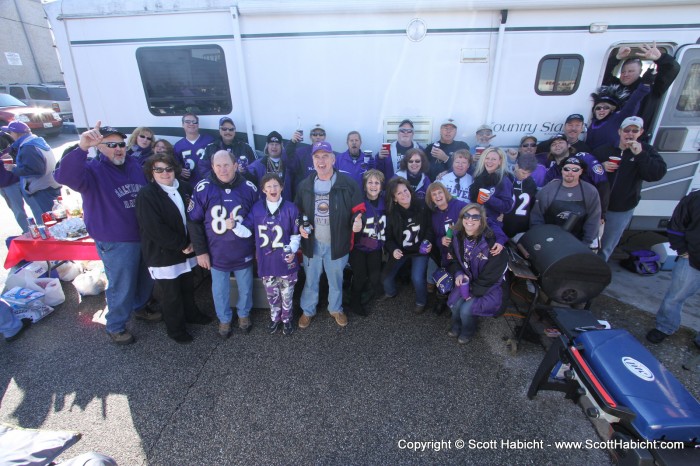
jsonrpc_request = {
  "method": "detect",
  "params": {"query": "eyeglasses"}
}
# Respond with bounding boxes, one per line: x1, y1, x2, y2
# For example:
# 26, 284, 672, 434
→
100, 142, 126, 148
310, 132, 325, 137
220, 127, 236, 132
398, 128, 414, 134
138, 134, 153, 141
153, 166, 175, 173
594, 105, 613, 111
562, 167, 581, 172
183, 119, 198, 125
622, 128, 640, 134
521, 143, 536, 148
408, 159, 421, 164
463, 214, 481, 221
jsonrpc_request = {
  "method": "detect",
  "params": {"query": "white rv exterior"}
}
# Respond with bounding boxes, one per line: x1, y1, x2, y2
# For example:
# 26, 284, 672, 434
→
44, 0, 700, 230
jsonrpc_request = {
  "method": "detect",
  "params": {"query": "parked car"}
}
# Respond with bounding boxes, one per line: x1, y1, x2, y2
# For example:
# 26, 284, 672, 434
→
1, 83, 73, 122
0, 93, 63, 146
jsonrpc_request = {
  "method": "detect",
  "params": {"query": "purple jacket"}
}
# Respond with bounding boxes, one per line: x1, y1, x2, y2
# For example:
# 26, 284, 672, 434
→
447, 230, 507, 317
468, 172, 514, 224
335, 150, 374, 189
586, 83, 651, 151
54, 147, 146, 242
431, 198, 467, 265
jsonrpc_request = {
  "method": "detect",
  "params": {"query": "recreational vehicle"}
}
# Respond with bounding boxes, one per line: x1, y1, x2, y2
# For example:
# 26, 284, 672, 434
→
43, 0, 700, 230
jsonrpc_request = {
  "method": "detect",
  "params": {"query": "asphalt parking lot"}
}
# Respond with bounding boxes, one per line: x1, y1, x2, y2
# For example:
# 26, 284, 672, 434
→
1, 132, 698, 464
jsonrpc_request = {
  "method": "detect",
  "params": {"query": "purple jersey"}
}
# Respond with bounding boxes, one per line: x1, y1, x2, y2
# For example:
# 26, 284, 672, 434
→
174, 134, 215, 185
335, 150, 375, 189
543, 152, 607, 187
187, 177, 258, 271
354, 196, 386, 252
431, 198, 466, 265
249, 199, 300, 277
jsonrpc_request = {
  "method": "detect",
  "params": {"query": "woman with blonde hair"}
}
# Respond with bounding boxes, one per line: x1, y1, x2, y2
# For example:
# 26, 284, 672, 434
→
127, 126, 155, 166
468, 147, 513, 225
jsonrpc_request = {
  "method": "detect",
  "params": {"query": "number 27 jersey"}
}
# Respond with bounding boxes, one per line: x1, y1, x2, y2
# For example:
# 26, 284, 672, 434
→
188, 177, 258, 271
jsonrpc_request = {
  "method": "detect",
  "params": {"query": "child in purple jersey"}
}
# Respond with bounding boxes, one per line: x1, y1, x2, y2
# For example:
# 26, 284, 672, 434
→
349, 169, 386, 316
250, 173, 301, 335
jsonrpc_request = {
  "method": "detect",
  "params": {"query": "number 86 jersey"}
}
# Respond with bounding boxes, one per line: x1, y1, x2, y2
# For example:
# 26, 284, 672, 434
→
188, 177, 258, 271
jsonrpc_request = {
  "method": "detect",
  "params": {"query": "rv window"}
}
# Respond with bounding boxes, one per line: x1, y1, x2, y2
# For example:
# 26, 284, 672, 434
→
604, 45, 673, 83
535, 55, 583, 95
136, 45, 232, 116
676, 63, 700, 113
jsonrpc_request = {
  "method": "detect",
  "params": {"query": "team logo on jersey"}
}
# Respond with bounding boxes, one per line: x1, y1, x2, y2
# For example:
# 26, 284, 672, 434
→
593, 164, 604, 175
187, 199, 195, 212
225, 189, 231, 194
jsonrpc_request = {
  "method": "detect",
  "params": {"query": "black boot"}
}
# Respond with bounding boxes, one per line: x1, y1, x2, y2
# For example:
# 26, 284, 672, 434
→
432, 296, 447, 315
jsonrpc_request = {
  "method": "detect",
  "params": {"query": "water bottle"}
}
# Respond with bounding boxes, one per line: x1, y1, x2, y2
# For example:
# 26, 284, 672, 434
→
52, 197, 67, 222
302, 215, 313, 235
283, 245, 292, 261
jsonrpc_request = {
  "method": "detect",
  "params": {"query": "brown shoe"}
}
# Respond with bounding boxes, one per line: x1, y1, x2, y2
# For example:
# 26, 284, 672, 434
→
218, 322, 232, 339
331, 311, 348, 327
108, 330, 135, 345
133, 308, 162, 322
238, 316, 252, 334
298, 314, 313, 329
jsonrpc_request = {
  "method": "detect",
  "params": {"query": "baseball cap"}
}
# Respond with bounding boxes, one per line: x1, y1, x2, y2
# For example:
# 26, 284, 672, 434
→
620, 116, 644, 129
399, 119, 414, 128
219, 117, 234, 127
520, 135, 537, 145
99, 126, 127, 139
565, 114, 584, 123
476, 124, 493, 133
440, 118, 458, 128
311, 141, 333, 154
550, 134, 567, 144
267, 131, 283, 143
0, 121, 30, 134
559, 156, 586, 170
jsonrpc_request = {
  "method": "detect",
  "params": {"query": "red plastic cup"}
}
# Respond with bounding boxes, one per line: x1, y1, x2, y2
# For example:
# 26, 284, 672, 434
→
609, 156, 621, 165
477, 188, 490, 204
382, 143, 391, 153
41, 212, 55, 223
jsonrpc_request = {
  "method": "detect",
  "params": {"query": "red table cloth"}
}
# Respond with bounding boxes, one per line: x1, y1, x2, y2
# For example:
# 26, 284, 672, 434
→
4, 233, 100, 269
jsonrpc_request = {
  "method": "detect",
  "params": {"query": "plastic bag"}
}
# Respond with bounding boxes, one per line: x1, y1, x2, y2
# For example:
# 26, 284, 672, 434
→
73, 268, 107, 296
4, 270, 65, 306
55, 261, 83, 282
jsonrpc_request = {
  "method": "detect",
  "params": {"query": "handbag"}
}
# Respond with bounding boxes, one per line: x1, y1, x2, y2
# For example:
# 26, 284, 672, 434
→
621, 250, 660, 275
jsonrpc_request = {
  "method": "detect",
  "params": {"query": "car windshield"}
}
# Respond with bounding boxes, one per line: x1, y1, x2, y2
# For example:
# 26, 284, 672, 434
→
0, 93, 28, 108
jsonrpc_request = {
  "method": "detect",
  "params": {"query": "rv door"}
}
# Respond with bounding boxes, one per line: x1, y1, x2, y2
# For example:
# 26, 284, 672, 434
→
632, 44, 700, 230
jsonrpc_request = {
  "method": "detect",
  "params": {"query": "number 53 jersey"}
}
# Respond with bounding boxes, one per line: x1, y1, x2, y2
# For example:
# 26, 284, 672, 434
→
188, 176, 258, 271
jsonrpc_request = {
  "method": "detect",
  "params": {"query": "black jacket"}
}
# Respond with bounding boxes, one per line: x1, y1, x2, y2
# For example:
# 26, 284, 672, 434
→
593, 142, 667, 212
294, 170, 365, 260
136, 180, 195, 268
668, 190, 700, 271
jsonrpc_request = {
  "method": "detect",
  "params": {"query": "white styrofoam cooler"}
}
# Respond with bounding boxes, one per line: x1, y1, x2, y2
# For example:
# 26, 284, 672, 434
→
651, 242, 678, 271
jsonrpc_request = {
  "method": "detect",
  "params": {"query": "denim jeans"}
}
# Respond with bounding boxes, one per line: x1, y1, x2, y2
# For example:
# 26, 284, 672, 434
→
599, 208, 635, 262
210, 265, 253, 323
382, 254, 429, 306
0, 183, 29, 232
21, 186, 60, 221
300, 241, 348, 316
450, 297, 477, 338
655, 257, 700, 340
95, 241, 153, 334
0, 300, 22, 338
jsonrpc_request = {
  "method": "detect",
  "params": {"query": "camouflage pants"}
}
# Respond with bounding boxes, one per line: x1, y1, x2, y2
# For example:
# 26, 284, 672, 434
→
262, 272, 298, 323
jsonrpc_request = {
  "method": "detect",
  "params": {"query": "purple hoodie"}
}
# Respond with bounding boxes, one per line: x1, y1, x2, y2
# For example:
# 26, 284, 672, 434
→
54, 147, 147, 242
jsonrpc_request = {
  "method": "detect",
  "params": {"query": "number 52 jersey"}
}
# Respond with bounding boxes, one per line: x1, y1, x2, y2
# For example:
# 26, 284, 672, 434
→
187, 176, 258, 271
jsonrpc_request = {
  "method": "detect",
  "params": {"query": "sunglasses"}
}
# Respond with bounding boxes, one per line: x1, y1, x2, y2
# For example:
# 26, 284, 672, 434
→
310, 132, 325, 137
622, 128, 640, 134
220, 127, 236, 132
562, 167, 581, 172
408, 159, 421, 164
153, 166, 175, 173
138, 134, 153, 141
100, 142, 126, 148
521, 143, 536, 148
463, 213, 481, 221
398, 128, 414, 134
594, 105, 613, 111
183, 119, 199, 125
